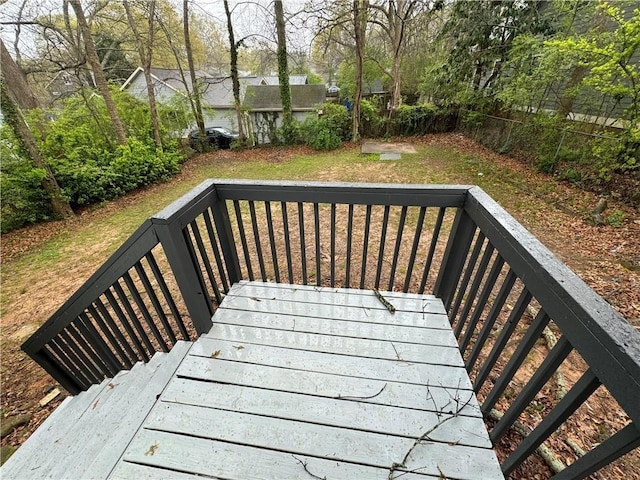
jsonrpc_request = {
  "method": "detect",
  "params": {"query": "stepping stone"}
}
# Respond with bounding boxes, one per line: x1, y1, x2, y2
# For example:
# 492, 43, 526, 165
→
380, 153, 401, 161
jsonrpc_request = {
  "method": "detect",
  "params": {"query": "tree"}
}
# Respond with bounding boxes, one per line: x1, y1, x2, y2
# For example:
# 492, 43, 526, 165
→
224, 0, 246, 142
352, 0, 369, 141
0, 40, 74, 220
183, 0, 205, 138
122, 0, 163, 149
69, 0, 128, 145
274, 0, 294, 143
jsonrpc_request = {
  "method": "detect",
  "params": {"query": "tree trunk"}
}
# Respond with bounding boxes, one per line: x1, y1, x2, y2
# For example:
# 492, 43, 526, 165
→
0, 39, 40, 110
0, 78, 74, 219
69, 0, 127, 146
224, 0, 245, 142
274, 0, 293, 143
183, 0, 205, 137
352, 0, 368, 142
122, 0, 163, 149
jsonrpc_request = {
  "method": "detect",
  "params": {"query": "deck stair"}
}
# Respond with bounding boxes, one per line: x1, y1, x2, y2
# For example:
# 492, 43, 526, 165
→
1, 341, 192, 480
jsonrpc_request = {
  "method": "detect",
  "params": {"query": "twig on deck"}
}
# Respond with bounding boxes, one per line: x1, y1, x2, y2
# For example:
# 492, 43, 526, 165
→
292, 455, 327, 480
388, 387, 473, 480
373, 288, 396, 314
391, 342, 401, 360
335, 383, 388, 400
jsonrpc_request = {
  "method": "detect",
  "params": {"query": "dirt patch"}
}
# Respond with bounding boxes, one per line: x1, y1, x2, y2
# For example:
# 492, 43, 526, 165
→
361, 141, 418, 154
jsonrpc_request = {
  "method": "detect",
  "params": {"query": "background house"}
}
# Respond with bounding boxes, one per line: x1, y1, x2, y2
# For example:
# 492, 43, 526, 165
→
243, 84, 326, 143
121, 68, 318, 139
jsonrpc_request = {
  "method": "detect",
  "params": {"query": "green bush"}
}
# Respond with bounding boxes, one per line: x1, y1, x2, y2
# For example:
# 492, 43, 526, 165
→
393, 104, 458, 136
360, 99, 384, 137
0, 125, 50, 233
300, 103, 350, 150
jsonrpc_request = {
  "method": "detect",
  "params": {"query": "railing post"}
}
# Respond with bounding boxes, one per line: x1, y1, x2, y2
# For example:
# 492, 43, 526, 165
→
152, 220, 214, 335
210, 193, 242, 285
433, 208, 477, 310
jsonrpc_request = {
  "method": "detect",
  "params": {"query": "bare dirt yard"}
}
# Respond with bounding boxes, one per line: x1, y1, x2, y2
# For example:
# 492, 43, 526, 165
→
1, 134, 638, 477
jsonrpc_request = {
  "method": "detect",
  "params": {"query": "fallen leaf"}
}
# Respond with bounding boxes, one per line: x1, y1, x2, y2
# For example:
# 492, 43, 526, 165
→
250, 296, 261, 302
233, 345, 245, 350
92, 399, 99, 410
211, 350, 221, 358
145, 442, 159, 456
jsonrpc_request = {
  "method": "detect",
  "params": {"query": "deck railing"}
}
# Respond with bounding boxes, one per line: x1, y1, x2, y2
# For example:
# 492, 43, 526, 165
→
22, 180, 640, 479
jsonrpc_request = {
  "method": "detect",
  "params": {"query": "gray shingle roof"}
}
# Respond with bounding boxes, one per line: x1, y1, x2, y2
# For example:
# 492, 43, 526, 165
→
243, 85, 326, 111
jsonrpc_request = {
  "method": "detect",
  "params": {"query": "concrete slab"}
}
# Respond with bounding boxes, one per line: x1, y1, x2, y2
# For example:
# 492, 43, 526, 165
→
361, 141, 417, 154
380, 153, 401, 161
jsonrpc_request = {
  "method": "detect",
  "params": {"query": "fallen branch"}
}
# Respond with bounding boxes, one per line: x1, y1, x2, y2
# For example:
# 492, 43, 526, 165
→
335, 383, 387, 401
488, 408, 565, 474
373, 288, 396, 314
566, 438, 586, 458
292, 455, 327, 480
527, 305, 566, 401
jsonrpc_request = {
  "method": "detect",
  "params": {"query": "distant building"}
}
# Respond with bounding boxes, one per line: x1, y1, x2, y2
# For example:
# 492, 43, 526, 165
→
121, 67, 318, 139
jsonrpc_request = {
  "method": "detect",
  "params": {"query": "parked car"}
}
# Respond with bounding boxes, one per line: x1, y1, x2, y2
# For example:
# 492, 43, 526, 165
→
188, 126, 239, 151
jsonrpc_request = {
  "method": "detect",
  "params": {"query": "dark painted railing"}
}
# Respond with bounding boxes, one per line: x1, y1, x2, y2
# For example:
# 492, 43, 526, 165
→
22, 180, 640, 479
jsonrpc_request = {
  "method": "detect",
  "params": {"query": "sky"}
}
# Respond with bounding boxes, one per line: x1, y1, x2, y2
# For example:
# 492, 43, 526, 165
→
1, 0, 315, 61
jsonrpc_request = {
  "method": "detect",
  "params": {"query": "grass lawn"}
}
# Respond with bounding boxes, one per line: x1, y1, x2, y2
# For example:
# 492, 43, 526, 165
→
1, 134, 638, 473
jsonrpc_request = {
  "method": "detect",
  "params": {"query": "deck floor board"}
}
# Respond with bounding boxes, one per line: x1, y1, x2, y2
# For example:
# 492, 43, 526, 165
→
113, 282, 503, 480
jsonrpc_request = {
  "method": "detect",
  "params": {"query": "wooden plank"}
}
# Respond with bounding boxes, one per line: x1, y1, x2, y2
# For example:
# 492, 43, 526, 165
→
219, 298, 449, 330
162, 377, 491, 448
0, 378, 113, 479
223, 285, 446, 315
68, 341, 193, 480
176, 355, 480, 416
213, 307, 452, 336
204, 323, 461, 365
142, 402, 499, 479
235, 280, 438, 300
43, 362, 158, 479
117, 429, 442, 479
188, 337, 473, 389
109, 462, 223, 480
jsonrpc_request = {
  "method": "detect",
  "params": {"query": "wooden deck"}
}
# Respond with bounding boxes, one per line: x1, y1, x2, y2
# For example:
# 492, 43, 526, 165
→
3, 281, 503, 480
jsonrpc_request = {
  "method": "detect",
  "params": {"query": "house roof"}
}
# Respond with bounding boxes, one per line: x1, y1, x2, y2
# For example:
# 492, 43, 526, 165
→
243, 85, 326, 111
122, 68, 316, 109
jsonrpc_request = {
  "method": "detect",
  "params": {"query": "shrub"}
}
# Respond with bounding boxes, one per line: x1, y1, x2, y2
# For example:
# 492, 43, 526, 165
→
0, 125, 50, 232
300, 103, 350, 150
360, 99, 384, 137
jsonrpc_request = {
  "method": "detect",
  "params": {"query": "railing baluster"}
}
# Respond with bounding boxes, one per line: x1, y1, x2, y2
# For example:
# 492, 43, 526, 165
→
482, 310, 550, 413
48, 338, 94, 386
549, 423, 640, 480
388, 205, 407, 291
265, 201, 281, 283
203, 209, 230, 293
233, 200, 254, 281
419, 207, 446, 294
134, 261, 178, 344
375, 205, 391, 289
76, 314, 121, 375
404, 206, 426, 293
60, 327, 105, 380
248, 200, 267, 281
281, 202, 294, 284
330, 203, 336, 287
105, 287, 149, 362
210, 199, 241, 287
39, 347, 86, 394
502, 369, 600, 476
449, 232, 485, 322
87, 303, 132, 368
465, 268, 517, 372
345, 204, 354, 288
459, 254, 505, 353
297, 202, 308, 285
476, 288, 533, 395
360, 204, 372, 289
189, 221, 222, 305
113, 282, 154, 358
454, 242, 495, 339
145, 253, 189, 340
94, 298, 137, 366
122, 272, 168, 352
314, 202, 321, 286
490, 335, 573, 442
